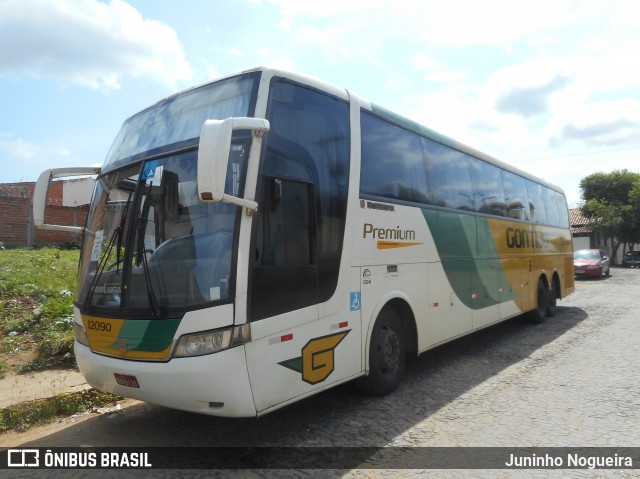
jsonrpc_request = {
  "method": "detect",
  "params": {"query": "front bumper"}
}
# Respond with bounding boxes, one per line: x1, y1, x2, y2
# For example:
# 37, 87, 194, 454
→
574, 267, 602, 277
75, 341, 257, 417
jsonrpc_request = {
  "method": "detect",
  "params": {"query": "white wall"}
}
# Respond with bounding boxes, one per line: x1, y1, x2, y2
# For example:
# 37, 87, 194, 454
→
573, 236, 591, 251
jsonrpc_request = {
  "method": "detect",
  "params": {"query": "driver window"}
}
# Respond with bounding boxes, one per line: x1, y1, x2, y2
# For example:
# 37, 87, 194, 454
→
251, 175, 317, 321
256, 177, 314, 267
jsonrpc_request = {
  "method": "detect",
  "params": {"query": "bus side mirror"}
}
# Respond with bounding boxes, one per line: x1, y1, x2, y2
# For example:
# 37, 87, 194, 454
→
34, 167, 100, 232
197, 117, 269, 211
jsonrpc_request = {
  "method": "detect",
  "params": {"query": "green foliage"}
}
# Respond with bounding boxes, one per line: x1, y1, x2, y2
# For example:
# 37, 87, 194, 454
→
0, 248, 125, 433
0, 389, 123, 433
580, 170, 640, 206
0, 300, 35, 334
0, 248, 79, 297
0, 248, 80, 372
580, 169, 640, 261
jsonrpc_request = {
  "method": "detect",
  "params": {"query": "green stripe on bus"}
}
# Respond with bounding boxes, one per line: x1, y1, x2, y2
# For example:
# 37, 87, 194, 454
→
422, 208, 519, 309
109, 318, 181, 352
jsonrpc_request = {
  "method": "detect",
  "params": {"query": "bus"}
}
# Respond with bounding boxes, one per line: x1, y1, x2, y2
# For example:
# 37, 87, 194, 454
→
34, 67, 574, 417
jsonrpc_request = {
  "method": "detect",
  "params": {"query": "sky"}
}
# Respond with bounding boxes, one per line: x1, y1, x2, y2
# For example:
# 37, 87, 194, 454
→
1, 0, 639, 207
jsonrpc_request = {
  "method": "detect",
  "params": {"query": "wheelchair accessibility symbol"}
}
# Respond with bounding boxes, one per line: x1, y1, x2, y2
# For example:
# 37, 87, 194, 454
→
350, 291, 361, 312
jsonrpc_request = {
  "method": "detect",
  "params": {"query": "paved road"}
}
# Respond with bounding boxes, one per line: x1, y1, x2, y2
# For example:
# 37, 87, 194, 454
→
3, 267, 640, 478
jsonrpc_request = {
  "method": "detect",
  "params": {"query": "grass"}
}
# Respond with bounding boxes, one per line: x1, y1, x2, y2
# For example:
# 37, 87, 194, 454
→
0, 247, 79, 297
0, 247, 128, 433
0, 389, 123, 433
0, 247, 80, 372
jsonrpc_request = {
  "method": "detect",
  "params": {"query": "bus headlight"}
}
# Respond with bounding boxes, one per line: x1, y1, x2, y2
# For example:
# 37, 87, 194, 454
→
74, 322, 90, 348
173, 324, 251, 358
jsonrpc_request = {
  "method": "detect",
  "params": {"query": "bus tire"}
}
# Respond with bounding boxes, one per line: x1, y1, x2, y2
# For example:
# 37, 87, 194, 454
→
357, 308, 406, 396
528, 279, 548, 323
547, 280, 558, 317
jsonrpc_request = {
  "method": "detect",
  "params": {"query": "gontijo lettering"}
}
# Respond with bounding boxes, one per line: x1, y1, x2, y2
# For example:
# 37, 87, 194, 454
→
506, 227, 549, 249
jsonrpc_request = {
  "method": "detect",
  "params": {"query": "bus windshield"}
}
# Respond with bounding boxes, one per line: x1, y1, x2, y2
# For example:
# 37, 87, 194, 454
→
76, 73, 259, 318
102, 73, 258, 173
78, 145, 248, 317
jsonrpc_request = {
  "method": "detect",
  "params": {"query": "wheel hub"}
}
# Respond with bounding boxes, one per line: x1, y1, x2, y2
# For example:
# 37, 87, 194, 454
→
379, 328, 400, 374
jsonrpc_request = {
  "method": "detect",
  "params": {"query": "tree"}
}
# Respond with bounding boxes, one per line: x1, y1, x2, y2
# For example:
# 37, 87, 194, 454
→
627, 179, 640, 250
579, 169, 640, 264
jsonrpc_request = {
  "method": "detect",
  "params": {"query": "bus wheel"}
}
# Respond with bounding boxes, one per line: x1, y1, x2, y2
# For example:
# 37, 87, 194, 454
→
357, 308, 406, 396
547, 280, 558, 317
528, 279, 548, 323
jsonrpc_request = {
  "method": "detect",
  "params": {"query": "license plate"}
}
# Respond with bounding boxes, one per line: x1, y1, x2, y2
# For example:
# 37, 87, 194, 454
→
114, 373, 140, 388
575, 269, 585, 274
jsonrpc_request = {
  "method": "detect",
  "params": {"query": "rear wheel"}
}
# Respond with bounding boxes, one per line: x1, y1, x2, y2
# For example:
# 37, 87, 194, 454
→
357, 308, 406, 396
528, 279, 548, 323
547, 281, 557, 317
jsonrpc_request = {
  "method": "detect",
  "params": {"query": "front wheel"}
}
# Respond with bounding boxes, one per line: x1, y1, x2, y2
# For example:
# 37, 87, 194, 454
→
357, 309, 406, 396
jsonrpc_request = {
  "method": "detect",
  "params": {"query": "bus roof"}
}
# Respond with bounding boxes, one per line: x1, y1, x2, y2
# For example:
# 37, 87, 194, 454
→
141, 66, 566, 196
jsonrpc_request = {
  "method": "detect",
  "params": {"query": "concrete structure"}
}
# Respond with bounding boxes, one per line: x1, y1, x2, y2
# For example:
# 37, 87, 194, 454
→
569, 208, 606, 252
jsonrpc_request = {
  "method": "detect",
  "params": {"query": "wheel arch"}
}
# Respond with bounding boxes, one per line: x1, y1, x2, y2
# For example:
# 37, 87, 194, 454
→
363, 293, 418, 373
537, 269, 561, 299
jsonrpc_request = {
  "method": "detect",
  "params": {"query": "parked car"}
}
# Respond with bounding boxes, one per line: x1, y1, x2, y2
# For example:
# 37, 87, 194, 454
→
573, 249, 611, 278
622, 250, 640, 268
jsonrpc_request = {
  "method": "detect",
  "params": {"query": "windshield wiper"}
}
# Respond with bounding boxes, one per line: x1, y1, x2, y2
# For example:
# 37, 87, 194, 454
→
137, 183, 165, 317
84, 191, 133, 309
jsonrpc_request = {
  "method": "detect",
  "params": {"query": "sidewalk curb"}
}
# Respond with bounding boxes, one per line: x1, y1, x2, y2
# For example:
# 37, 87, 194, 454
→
0, 369, 90, 409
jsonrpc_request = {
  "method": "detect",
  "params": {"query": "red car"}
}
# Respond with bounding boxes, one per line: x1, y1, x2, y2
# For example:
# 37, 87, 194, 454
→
574, 249, 611, 278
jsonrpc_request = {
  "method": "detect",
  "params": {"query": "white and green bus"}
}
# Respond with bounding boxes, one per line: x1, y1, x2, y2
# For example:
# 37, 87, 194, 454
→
35, 67, 574, 417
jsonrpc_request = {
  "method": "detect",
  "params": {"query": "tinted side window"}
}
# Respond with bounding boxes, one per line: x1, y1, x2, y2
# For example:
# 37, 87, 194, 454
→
525, 181, 548, 224
470, 160, 506, 216
542, 187, 560, 227
554, 191, 570, 227
360, 113, 429, 204
426, 139, 474, 211
251, 175, 318, 320
251, 80, 350, 321
501, 170, 530, 221
257, 178, 314, 267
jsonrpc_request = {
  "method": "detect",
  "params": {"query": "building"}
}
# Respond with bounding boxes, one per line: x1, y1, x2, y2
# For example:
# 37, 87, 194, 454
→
0, 178, 93, 247
569, 208, 606, 252
569, 207, 638, 264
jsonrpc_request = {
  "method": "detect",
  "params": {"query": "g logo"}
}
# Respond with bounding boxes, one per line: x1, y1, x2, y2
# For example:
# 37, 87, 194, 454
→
279, 331, 350, 385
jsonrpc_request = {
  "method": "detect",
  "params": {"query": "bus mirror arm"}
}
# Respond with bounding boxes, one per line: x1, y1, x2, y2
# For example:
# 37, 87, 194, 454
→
197, 117, 270, 212
33, 167, 100, 233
